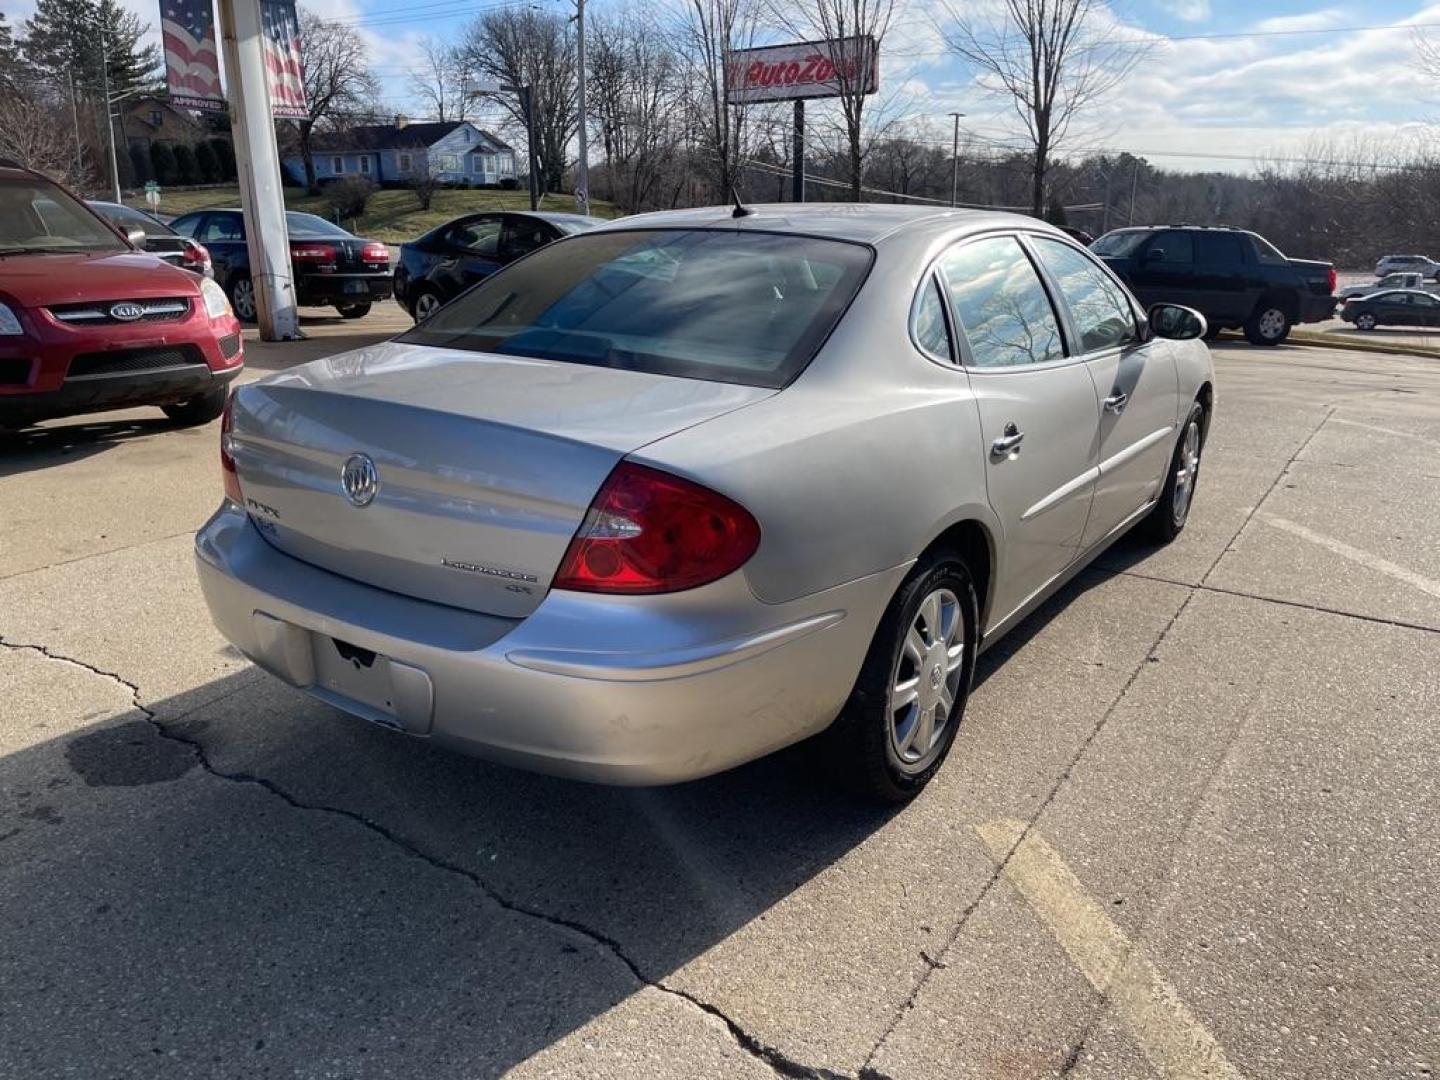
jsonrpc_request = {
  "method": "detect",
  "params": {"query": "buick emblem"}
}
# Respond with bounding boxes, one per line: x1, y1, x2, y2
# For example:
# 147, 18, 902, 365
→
109, 302, 144, 321
340, 452, 380, 508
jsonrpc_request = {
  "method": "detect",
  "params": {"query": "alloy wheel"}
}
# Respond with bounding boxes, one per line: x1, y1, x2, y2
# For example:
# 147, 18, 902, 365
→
1172, 418, 1202, 526
889, 588, 966, 774
231, 279, 256, 321
414, 292, 442, 321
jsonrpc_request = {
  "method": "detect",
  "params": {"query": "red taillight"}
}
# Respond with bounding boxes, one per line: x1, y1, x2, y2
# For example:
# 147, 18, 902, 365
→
1327, 267, 1338, 293
220, 392, 243, 504
362, 242, 389, 264
184, 240, 211, 270
553, 462, 761, 594
291, 243, 337, 263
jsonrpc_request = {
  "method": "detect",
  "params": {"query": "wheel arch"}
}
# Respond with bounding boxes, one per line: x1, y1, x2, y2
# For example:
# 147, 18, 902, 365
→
918, 517, 998, 635
1252, 288, 1299, 321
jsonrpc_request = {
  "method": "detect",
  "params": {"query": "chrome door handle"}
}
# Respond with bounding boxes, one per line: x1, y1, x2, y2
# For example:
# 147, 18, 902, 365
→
1103, 391, 1129, 414
991, 424, 1025, 457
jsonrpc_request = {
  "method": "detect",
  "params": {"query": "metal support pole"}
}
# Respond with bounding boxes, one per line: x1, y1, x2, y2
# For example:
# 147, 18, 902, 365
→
523, 87, 539, 211
574, 0, 589, 215
792, 99, 804, 204
1127, 156, 1140, 224
948, 111, 965, 208
218, 0, 301, 340
99, 29, 122, 201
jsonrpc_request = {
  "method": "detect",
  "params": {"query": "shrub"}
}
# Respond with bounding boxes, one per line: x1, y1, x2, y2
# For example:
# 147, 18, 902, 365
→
499, 177, 519, 190
195, 141, 220, 183
173, 143, 200, 184
325, 175, 376, 220
149, 142, 177, 186
211, 139, 236, 181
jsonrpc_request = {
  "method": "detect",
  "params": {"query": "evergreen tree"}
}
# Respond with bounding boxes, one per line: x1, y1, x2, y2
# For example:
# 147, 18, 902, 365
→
24, 0, 159, 100
150, 140, 176, 184
195, 141, 219, 183
211, 138, 235, 181
173, 142, 199, 184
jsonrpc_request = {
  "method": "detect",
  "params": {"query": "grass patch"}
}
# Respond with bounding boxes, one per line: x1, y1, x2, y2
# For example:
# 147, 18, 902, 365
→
127, 185, 622, 242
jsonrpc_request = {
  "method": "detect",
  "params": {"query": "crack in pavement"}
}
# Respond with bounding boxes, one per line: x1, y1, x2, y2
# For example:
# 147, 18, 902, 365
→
0, 528, 197, 582
0, 634, 842, 1080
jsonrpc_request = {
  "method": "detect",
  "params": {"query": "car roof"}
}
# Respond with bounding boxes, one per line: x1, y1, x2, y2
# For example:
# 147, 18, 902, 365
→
585, 203, 1047, 245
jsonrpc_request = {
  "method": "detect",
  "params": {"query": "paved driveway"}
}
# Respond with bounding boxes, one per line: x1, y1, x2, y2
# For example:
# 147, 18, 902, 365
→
2, 328, 1437, 1079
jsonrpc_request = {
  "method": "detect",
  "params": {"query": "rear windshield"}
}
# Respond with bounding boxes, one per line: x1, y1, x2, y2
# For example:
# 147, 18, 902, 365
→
93, 203, 174, 239
0, 178, 127, 254
286, 212, 351, 238
1091, 230, 1150, 257
400, 228, 873, 388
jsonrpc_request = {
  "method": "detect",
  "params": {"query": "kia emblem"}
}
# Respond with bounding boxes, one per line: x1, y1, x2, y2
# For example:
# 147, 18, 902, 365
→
109, 302, 144, 321
340, 452, 380, 508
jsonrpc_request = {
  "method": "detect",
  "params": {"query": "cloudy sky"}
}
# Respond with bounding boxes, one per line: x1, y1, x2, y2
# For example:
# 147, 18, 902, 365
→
3, 0, 1437, 173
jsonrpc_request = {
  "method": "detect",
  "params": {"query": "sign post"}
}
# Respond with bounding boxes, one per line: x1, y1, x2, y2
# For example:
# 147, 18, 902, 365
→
724, 36, 878, 205
144, 181, 161, 211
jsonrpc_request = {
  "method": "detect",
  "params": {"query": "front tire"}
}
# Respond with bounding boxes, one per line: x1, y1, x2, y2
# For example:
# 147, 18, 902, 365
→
162, 384, 228, 427
822, 553, 978, 803
1355, 312, 1377, 331
1244, 299, 1291, 345
1143, 401, 1205, 543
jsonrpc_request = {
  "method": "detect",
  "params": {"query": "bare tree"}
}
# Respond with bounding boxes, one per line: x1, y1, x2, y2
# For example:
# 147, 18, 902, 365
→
293, 8, 379, 194
0, 84, 85, 184
408, 37, 468, 122
676, 0, 758, 200
458, 8, 576, 194
935, 0, 1144, 215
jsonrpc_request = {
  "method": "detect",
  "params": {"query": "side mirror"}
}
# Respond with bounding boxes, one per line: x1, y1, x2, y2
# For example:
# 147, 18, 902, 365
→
1141, 246, 1165, 263
125, 226, 147, 247
1147, 303, 1206, 341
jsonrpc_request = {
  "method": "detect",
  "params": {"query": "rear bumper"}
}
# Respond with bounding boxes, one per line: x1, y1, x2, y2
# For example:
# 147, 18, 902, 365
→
1298, 294, 1337, 324
296, 272, 393, 307
194, 504, 902, 785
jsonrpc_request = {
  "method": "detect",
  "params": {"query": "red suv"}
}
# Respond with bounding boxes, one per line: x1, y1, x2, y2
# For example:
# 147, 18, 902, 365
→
0, 162, 243, 431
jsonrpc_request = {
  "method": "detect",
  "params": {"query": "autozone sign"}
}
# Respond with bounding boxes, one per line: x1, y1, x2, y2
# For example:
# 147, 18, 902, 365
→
725, 36, 878, 103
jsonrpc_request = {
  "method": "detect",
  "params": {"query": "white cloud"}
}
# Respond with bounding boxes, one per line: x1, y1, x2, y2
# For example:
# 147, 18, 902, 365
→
1162, 0, 1211, 23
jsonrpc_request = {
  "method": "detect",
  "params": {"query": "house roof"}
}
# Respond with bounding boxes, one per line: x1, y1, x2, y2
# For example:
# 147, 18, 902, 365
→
309, 122, 513, 154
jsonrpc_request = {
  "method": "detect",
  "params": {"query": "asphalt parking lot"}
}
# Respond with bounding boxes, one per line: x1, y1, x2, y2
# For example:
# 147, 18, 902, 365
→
2, 322, 1437, 1079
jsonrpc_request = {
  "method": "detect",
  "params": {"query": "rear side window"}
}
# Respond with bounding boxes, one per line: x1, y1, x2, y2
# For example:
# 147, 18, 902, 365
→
1032, 238, 1138, 353
1146, 232, 1194, 264
1248, 234, 1287, 265
450, 216, 501, 256
198, 215, 243, 243
1196, 232, 1244, 265
912, 276, 951, 360
936, 236, 1064, 368
400, 229, 873, 388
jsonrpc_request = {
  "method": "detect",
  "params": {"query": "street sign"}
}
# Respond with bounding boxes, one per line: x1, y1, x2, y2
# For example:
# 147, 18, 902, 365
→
724, 36, 878, 104
144, 181, 161, 210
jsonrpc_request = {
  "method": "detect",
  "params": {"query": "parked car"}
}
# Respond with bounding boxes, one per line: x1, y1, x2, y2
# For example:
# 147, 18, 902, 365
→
1094, 225, 1336, 345
1335, 271, 1427, 301
87, 200, 212, 277
196, 205, 1214, 802
1373, 254, 1440, 280
393, 210, 604, 320
169, 208, 391, 322
1339, 289, 1440, 330
0, 161, 242, 430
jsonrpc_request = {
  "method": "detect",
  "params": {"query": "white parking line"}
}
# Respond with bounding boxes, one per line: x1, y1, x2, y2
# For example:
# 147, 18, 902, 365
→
1330, 416, 1440, 450
1259, 514, 1440, 600
976, 819, 1244, 1080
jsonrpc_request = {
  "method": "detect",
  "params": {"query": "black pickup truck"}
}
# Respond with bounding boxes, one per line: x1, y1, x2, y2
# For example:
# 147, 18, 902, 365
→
1093, 225, 1336, 345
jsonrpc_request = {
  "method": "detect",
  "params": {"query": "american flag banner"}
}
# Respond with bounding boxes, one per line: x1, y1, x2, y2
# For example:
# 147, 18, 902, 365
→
160, 0, 224, 112
261, 0, 308, 119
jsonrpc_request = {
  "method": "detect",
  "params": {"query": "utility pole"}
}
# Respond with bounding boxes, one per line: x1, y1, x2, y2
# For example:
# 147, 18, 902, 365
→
572, 0, 589, 215
98, 26, 121, 201
792, 100, 804, 203
501, 84, 540, 211
948, 112, 965, 208
1127, 156, 1140, 224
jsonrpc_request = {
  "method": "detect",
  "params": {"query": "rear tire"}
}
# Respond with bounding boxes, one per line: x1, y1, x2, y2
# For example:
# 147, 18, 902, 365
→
1244, 299, 1291, 345
336, 302, 372, 320
1142, 401, 1205, 544
410, 287, 443, 322
162, 384, 228, 426
1355, 312, 1377, 331
821, 553, 978, 803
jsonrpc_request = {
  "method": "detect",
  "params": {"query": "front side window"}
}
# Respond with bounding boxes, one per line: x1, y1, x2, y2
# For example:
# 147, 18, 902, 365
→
0, 179, 127, 253
1146, 231, 1194, 264
936, 236, 1064, 368
1032, 237, 1138, 354
401, 229, 872, 389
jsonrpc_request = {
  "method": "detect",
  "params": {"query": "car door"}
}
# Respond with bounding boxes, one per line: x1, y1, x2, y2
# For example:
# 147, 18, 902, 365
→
432, 214, 503, 299
1195, 231, 1249, 324
935, 235, 1102, 625
1375, 293, 1410, 326
1029, 235, 1180, 547
499, 215, 558, 266
1130, 230, 1197, 311
1406, 292, 1440, 326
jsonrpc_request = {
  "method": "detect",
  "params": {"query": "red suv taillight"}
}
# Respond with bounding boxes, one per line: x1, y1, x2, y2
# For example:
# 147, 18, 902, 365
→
291, 243, 337, 264
220, 392, 242, 504
362, 242, 389, 264
553, 462, 761, 594
1327, 267, 1338, 293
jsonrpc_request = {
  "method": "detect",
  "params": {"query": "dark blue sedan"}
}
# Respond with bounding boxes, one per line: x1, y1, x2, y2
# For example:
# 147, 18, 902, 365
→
393, 210, 604, 321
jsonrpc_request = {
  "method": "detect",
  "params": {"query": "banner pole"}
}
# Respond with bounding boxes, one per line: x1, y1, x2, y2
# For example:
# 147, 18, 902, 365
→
792, 99, 804, 204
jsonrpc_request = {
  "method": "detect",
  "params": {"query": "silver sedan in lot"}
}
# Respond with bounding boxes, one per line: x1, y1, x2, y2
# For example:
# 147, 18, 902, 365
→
196, 205, 1214, 801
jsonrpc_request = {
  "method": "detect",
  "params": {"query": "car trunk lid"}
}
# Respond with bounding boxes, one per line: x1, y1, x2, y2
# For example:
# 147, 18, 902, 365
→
227, 341, 773, 618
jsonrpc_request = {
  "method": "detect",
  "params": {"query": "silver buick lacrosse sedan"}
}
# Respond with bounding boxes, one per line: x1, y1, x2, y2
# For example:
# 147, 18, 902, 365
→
196, 204, 1213, 801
